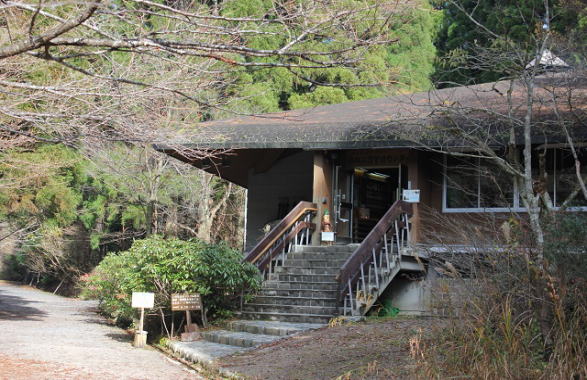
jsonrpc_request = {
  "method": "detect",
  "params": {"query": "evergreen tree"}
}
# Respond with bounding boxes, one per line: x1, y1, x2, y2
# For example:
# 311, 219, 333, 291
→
214, 0, 439, 115
433, 0, 587, 85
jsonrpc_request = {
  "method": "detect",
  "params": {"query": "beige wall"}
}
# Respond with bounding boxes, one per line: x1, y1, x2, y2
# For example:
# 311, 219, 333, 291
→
246, 151, 314, 250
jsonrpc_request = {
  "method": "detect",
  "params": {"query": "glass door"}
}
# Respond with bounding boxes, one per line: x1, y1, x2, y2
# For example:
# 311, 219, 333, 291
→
332, 165, 353, 243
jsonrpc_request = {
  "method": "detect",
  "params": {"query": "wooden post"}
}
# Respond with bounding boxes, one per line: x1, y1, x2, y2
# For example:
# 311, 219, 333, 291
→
131, 292, 153, 348
312, 152, 332, 245
133, 307, 148, 348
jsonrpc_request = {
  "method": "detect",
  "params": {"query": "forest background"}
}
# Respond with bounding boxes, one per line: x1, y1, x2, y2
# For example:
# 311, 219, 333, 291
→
0, 0, 585, 295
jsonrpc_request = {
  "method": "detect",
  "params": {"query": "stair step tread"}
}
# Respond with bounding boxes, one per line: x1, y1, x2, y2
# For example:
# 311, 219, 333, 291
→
202, 330, 279, 343
255, 295, 336, 300
265, 280, 338, 284
282, 265, 342, 269
168, 340, 248, 364
244, 303, 337, 312
229, 320, 324, 336
239, 310, 335, 318
261, 287, 337, 292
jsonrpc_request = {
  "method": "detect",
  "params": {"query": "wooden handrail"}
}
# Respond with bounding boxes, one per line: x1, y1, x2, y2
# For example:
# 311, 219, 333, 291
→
244, 201, 317, 267
254, 221, 314, 270
337, 200, 413, 302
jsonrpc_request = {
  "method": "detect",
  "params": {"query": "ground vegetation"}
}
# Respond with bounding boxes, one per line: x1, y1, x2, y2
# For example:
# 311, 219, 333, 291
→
81, 236, 261, 333
393, 1, 587, 377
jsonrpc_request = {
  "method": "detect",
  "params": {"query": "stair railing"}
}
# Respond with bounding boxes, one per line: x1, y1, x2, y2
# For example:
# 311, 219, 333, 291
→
337, 200, 413, 316
244, 201, 317, 278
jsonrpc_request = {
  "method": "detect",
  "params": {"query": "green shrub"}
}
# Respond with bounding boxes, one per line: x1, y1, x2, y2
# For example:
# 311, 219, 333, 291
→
81, 236, 261, 329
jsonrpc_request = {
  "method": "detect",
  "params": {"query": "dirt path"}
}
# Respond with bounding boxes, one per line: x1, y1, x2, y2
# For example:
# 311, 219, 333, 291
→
218, 317, 438, 380
0, 281, 203, 380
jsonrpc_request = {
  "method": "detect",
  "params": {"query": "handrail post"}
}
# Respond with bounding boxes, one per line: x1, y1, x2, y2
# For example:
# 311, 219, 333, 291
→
336, 200, 413, 316
243, 201, 317, 276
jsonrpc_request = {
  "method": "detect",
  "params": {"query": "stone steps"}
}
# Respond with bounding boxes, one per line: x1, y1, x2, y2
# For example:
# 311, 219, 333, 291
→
251, 295, 338, 307
242, 303, 338, 316
297, 245, 357, 253
200, 330, 279, 348
240, 245, 356, 324
286, 252, 353, 260
238, 310, 334, 324
259, 288, 338, 298
267, 273, 338, 282
274, 266, 340, 275
167, 320, 324, 367
228, 320, 323, 336
264, 280, 339, 291
285, 258, 348, 268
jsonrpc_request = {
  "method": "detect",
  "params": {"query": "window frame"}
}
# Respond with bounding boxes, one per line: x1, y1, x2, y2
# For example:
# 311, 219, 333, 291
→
442, 155, 523, 213
441, 151, 587, 214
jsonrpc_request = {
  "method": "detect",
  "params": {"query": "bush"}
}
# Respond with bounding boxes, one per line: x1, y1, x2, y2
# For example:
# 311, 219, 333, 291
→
418, 214, 587, 379
81, 236, 261, 331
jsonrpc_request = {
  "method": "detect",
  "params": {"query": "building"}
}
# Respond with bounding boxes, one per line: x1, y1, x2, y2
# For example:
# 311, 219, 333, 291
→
158, 72, 587, 319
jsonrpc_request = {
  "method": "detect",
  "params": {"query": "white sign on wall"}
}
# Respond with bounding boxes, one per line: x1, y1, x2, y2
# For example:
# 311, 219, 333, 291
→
402, 189, 420, 203
131, 292, 155, 309
321, 231, 335, 242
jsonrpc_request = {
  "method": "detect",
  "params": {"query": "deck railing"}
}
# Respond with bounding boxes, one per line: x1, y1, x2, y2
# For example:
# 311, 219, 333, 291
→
244, 201, 317, 277
337, 200, 413, 316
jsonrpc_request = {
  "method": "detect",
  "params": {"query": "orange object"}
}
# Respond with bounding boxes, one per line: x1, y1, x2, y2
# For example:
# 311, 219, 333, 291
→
321, 210, 333, 232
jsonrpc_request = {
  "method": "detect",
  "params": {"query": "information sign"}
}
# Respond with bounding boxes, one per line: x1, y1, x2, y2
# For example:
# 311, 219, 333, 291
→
402, 189, 420, 203
131, 292, 154, 309
171, 293, 202, 311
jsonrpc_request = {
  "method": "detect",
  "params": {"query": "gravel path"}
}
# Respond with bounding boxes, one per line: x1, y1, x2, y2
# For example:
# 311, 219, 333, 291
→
0, 281, 204, 380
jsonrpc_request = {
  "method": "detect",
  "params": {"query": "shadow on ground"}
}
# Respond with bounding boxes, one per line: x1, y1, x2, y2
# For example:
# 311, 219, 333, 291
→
105, 332, 132, 343
0, 289, 47, 321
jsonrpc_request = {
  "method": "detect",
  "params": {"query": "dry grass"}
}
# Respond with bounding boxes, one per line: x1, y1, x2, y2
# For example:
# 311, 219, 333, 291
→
415, 215, 587, 379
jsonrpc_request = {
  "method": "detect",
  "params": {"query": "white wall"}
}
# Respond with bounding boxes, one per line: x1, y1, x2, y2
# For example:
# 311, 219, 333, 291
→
245, 151, 314, 251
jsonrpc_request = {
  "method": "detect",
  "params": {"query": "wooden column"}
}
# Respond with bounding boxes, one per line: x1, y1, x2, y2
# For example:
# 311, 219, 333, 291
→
407, 150, 421, 243
311, 152, 332, 245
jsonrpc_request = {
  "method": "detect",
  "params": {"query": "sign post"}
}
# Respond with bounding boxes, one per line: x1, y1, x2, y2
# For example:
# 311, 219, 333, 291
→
131, 292, 154, 348
171, 293, 202, 342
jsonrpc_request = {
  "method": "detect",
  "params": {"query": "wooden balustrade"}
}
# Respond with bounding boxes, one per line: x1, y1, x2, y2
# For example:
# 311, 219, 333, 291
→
244, 201, 317, 276
337, 200, 413, 316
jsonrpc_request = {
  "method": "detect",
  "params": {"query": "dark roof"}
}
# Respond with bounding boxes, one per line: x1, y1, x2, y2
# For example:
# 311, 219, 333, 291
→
158, 73, 587, 151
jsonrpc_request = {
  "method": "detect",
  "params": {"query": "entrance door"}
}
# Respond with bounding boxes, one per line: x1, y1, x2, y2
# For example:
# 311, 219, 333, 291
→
352, 167, 405, 242
332, 165, 354, 243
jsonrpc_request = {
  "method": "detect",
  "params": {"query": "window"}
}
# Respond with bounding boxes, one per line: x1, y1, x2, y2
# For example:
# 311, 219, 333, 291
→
548, 148, 587, 207
443, 148, 587, 213
444, 156, 515, 211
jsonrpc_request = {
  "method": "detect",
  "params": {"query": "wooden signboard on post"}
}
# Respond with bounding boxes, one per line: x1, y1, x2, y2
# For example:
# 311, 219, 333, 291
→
171, 293, 203, 342
171, 293, 202, 311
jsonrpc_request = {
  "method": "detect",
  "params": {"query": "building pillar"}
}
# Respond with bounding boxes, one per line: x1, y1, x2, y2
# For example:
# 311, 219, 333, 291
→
407, 150, 421, 243
311, 152, 332, 245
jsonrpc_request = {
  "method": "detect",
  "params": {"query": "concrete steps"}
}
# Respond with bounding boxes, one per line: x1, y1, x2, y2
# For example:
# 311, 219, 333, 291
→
267, 273, 338, 282
167, 320, 324, 367
263, 280, 339, 291
273, 266, 341, 275
242, 303, 338, 315
285, 258, 348, 267
238, 310, 334, 324
252, 295, 338, 307
200, 330, 279, 348
239, 245, 356, 324
228, 320, 323, 336
259, 288, 337, 298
